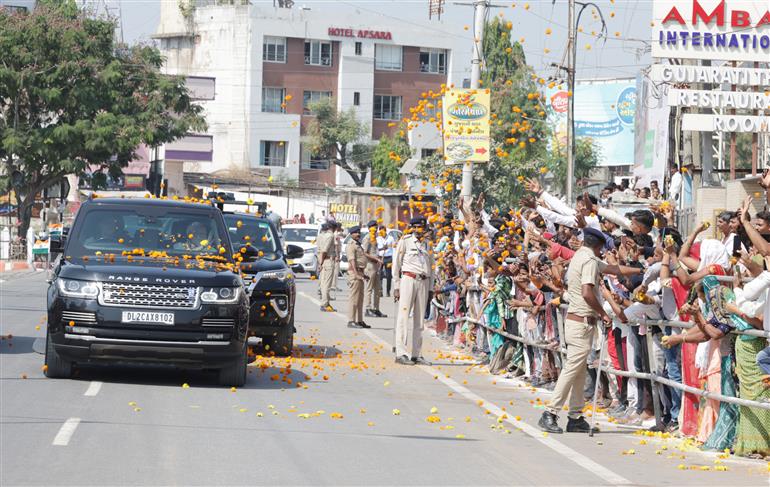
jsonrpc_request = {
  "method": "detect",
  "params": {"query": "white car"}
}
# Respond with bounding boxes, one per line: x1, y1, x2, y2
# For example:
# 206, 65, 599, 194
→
340, 228, 402, 274
282, 224, 319, 277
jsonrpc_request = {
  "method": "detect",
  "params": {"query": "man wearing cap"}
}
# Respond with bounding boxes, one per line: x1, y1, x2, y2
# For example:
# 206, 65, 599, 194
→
363, 220, 386, 318
345, 226, 370, 329
392, 217, 434, 365
317, 223, 336, 312
539, 227, 641, 434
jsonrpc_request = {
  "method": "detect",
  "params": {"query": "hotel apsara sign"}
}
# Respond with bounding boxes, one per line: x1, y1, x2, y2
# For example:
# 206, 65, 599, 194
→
651, 0, 770, 62
327, 28, 392, 40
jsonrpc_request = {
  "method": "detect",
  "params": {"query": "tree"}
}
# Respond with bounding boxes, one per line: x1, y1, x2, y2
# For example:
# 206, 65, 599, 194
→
305, 98, 370, 186
371, 132, 411, 188
545, 137, 601, 193
468, 17, 553, 208
0, 1, 206, 237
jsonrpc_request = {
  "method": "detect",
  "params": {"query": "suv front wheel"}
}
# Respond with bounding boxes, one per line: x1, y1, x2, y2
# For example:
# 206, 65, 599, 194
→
44, 329, 73, 379
263, 314, 294, 357
217, 344, 247, 387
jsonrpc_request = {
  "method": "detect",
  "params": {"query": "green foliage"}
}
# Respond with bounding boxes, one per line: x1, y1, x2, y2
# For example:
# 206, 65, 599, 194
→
371, 132, 411, 188
305, 98, 369, 186
544, 137, 601, 191
0, 1, 206, 236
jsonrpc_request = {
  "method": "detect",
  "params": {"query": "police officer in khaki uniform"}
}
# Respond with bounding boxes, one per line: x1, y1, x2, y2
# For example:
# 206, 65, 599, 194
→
392, 217, 433, 365
317, 223, 336, 312
345, 226, 371, 329
362, 220, 386, 318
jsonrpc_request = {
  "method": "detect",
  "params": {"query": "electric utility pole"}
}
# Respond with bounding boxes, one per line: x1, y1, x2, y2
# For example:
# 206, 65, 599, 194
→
565, 0, 576, 203
460, 0, 488, 204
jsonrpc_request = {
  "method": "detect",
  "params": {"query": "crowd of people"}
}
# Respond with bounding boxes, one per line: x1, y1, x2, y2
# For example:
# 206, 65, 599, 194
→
376, 173, 770, 458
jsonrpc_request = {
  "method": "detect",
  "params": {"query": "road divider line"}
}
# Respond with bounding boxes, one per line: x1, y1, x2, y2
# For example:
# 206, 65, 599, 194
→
84, 381, 102, 397
298, 290, 632, 486
52, 418, 81, 446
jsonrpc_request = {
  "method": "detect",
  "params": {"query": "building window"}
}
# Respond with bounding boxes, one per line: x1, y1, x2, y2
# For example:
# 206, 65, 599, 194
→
373, 95, 402, 121
353, 92, 360, 106
263, 36, 287, 62
303, 90, 332, 114
262, 87, 286, 113
419, 48, 446, 74
259, 141, 287, 167
185, 76, 216, 101
300, 144, 330, 170
355, 42, 362, 55
375, 44, 402, 71
304, 40, 332, 66
421, 148, 437, 159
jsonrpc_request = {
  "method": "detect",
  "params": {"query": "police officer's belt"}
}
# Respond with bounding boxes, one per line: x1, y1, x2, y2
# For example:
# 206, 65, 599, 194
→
402, 271, 427, 280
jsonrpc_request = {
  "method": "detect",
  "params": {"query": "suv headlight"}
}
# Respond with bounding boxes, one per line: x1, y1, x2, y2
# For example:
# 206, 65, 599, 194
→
200, 287, 240, 304
258, 270, 293, 281
58, 279, 99, 299
304, 248, 316, 255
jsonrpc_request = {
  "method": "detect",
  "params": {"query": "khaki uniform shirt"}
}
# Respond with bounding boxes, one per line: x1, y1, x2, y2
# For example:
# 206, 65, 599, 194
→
566, 246, 607, 318
346, 239, 367, 274
361, 230, 379, 272
317, 231, 335, 262
393, 233, 434, 290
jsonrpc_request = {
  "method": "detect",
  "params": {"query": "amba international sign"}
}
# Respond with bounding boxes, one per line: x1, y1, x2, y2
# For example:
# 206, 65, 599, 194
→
651, 0, 770, 62
441, 89, 491, 164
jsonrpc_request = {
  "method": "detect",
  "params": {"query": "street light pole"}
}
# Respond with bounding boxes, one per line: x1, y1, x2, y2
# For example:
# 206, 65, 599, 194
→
460, 0, 487, 204
565, 0, 576, 203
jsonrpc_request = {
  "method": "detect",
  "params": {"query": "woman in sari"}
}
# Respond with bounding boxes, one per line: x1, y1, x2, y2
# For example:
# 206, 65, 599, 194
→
663, 275, 752, 451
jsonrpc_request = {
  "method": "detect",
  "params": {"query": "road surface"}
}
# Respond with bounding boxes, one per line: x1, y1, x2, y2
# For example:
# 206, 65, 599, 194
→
1, 272, 768, 485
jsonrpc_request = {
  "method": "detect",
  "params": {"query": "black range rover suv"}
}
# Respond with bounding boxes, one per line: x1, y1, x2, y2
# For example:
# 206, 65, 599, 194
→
45, 197, 252, 386
222, 212, 303, 356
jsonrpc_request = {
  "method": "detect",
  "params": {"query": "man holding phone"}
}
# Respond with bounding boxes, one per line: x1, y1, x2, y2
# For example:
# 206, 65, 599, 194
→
539, 228, 641, 434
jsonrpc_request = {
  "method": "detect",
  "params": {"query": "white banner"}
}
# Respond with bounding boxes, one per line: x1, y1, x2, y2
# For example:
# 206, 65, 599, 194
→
668, 88, 770, 109
650, 63, 770, 86
682, 113, 770, 131
651, 0, 770, 62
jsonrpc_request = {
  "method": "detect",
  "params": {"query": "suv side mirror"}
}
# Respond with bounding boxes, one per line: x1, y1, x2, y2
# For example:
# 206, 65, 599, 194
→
49, 235, 65, 254
286, 244, 304, 260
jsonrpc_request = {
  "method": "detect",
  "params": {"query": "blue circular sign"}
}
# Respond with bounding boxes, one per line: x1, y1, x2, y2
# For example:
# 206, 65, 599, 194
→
616, 86, 637, 125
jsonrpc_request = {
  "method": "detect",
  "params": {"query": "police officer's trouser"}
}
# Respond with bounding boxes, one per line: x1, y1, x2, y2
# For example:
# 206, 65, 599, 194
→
395, 274, 428, 358
319, 259, 334, 307
365, 267, 381, 310
347, 272, 365, 323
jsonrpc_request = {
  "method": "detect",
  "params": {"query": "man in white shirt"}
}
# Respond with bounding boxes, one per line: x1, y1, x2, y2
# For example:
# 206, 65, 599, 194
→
378, 225, 396, 297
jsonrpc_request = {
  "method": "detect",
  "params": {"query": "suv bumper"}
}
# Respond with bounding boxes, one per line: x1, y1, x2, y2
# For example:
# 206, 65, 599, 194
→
48, 297, 248, 369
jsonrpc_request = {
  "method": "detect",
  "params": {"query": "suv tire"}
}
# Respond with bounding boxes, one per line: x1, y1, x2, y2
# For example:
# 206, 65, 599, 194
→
264, 314, 294, 357
44, 329, 72, 379
218, 344, 247, 387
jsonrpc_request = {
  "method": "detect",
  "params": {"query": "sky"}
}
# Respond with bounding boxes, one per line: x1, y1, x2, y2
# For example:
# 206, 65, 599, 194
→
87, 0, 653, 82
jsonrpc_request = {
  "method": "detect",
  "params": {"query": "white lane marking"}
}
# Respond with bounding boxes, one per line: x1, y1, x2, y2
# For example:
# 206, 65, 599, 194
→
298, 291, 632, 486
84, 381, 102, 397
52, 418, 81, 446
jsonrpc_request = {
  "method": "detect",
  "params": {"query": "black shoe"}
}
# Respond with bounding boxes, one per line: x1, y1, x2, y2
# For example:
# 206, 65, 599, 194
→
374, 310, 388, 318
347, 321, 364, 328
412, 356, 431, 365
566, 416, 598, 433
538, 411, 564, 434
357, 321, 371, 329
365, 309, 376, 317
395, 355, 413, 365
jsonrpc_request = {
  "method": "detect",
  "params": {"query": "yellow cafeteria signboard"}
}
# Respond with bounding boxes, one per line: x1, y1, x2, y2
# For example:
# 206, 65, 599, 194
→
442, 88, 491, 163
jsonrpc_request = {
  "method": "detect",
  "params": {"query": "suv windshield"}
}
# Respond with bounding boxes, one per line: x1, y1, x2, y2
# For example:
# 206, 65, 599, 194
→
283, 228, 317, 242
67, 208, 229, 260
224, 215, 278, 254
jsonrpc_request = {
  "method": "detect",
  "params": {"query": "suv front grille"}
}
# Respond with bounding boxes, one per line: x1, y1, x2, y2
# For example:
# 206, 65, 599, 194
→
201, 318, 235, 328
62, 311, 97, 324
99, 283, 199, 309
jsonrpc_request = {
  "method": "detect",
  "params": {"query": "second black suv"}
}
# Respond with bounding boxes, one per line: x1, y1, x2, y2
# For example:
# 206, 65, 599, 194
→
222, 212, 302, 356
